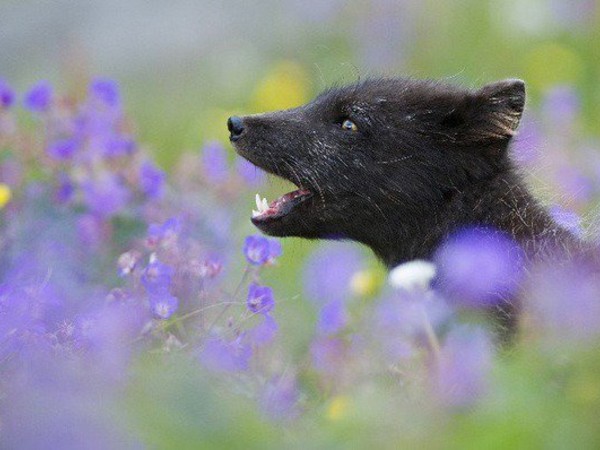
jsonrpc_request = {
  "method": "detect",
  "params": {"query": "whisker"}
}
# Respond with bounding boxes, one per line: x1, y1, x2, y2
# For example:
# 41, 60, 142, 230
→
377, 155, 415, 165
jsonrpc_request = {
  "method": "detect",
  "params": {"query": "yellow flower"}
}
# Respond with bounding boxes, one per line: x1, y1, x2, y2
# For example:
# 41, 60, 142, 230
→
0, 183, 12, 209
251, 61, 310, 112
326, 395, 351, 421
350, 269, 383, 297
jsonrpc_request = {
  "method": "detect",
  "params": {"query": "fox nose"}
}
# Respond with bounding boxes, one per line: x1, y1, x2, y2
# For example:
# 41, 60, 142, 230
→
227, 116, 245, 141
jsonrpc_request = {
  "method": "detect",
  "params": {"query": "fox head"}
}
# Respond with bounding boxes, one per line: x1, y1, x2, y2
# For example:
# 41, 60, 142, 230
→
229, 78, 526, 265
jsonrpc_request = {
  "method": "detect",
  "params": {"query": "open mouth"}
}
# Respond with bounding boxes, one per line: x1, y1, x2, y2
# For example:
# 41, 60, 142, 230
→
251, 189, 313, 224
228, 131, 315, 227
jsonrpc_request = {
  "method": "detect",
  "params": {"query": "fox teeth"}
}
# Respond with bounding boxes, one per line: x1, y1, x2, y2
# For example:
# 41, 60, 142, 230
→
255, 193, 262, 211
254, 193, 270, 216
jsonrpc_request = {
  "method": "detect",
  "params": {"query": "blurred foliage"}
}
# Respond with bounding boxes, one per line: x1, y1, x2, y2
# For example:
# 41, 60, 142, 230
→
3, 0, 600, 448
110, 0, 600, 170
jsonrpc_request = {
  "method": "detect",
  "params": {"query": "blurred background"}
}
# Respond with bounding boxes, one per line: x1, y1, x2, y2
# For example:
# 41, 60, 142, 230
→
2, 0, 600, 358
2, 0, 599, 162
2, 0, 600, 447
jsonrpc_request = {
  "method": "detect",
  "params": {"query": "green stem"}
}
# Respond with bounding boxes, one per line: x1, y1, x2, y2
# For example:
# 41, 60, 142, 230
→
202, 263, 253, 337
419, 297, 441, 364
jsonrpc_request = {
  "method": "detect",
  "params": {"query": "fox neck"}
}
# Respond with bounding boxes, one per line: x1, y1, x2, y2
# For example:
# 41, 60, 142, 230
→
355, 170, 578, 268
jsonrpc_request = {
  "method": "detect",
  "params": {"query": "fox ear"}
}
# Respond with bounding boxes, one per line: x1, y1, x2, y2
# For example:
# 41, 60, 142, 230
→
439, 79, 526, 145
476, 78, 526, 137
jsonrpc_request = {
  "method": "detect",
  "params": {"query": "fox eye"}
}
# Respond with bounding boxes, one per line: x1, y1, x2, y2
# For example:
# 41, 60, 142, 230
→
341, 119, 358, 131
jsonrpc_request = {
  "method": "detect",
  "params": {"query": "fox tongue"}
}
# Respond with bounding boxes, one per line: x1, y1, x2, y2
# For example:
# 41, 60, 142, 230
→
252, 189, 311, 218
272, 189, 311, 208
267, 189, 310, 215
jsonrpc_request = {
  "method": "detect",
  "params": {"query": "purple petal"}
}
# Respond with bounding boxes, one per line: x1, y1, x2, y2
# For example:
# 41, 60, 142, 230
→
200, 336, 252, 373
24, 81, 53, 112
201, 141, 229, 183
436, 326, 493, 408
247, 283, 275, 315
149, 293, 179, 320
46, 138, 78, 160
139, 161, 165, 199
435, 227, 524, 308
243, 235, 270, 265
303, 243, 363, 304
90, 78, 121, 108
248, 314, 278, 346
0, 78, 16, 108
317, 298, 347, 335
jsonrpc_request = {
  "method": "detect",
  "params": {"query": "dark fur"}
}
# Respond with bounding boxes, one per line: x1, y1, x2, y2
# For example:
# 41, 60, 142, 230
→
230, 77, 580, 269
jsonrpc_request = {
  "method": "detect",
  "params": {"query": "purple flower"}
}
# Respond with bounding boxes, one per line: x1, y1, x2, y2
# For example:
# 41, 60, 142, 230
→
77, 214, 107, 248
373, 291, 450, 359
247, 283, 275, 315
103, 136, 135, 158
200, 336, 252, 373
46, 138, 78, 160
201, 140, 229, 183
76, 302, 148, 379
24, 81, 53, 112
82, 175, 130, 218
139, 161, 165, 199
243, 235, 282, 265
434, 228, 524, 308
303, 243, 363, 304
0, 78, 15, 108
55, 174, 75, 203
0, 283, 48, 361
150, 293, 179, 320
75, 109, 116, 142
117, 251, 141, 277
511, 114, 542, 166
147, 217, 181, 248
244, 236, 269, 265
436, 326, 493, 409
542, 85, 579, 127
248, 314, 278, 345
142, 258, 174, 295
268, 239, 283, 261
206, 208, 233, 244
90, 78, 120, 108
554, 166, 593, 206
317, 298, 347, 335
526, 260, 600, 344
550, 205, 584, 237
235, 157, 265, 186
259, 374, 300, 422
192, 257, 223, 278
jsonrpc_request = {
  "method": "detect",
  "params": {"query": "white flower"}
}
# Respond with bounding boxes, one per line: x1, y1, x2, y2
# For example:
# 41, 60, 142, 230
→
389, 260, 437, 292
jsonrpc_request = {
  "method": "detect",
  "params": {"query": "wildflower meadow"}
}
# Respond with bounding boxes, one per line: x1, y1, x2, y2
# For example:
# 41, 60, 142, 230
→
2, 1, 600, 448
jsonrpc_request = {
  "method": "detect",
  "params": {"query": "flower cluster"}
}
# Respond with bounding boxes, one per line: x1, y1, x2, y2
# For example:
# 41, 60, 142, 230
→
243, 234, 282, 265
27, 79, 164, 207
198, 234, 283, 375
0, 78, 288, 443
2, 76, 600, 448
